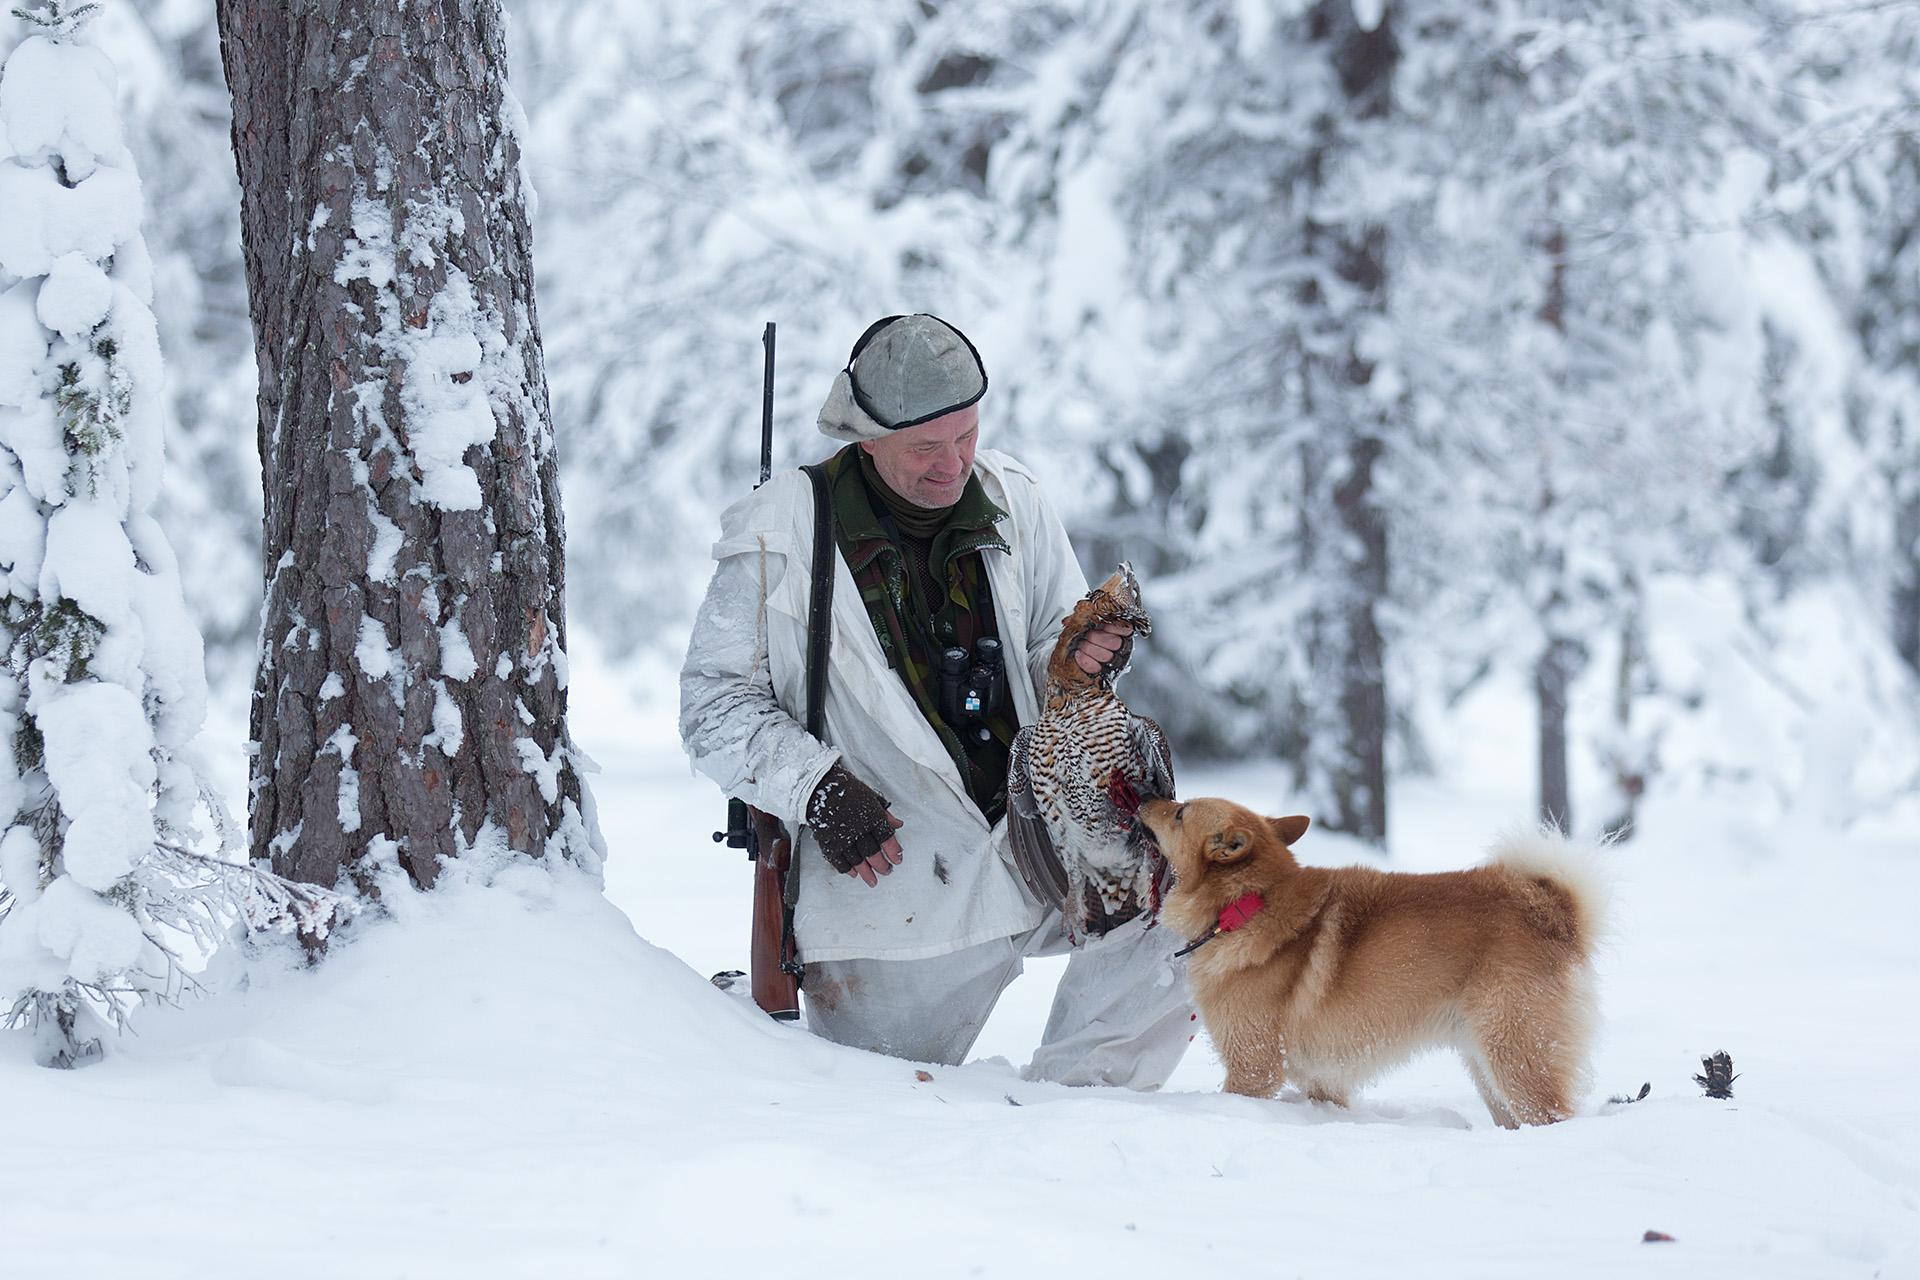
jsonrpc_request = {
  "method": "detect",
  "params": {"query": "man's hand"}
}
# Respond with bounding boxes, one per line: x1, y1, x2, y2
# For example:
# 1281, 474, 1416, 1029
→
845, 813, 905, 887
807, 762, 907, 885
1074, 621, 1134, 676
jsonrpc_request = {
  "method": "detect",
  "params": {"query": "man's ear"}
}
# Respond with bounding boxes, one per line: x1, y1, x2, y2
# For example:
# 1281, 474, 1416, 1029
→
1207, 829, 1253, 863
1269, 815, 1310, 846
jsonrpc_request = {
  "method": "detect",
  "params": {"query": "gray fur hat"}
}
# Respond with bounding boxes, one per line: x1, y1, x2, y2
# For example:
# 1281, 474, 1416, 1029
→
817, 314, 988, 441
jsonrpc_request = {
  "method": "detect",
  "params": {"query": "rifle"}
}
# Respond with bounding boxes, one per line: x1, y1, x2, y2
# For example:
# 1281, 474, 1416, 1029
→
712, 322, 803, 1021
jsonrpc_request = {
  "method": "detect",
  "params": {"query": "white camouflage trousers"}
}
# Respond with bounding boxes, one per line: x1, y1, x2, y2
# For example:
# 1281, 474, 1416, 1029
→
801, 909, 1193, 1090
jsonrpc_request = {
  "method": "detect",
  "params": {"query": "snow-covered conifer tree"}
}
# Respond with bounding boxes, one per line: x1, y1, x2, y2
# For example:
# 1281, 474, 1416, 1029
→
0, 1, 260, 1066
1828, 9, 1920, 678
1379, 0, 1795, 832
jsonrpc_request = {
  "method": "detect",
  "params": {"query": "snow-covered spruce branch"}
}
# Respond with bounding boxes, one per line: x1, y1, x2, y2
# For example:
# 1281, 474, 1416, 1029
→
142, 841, 357, 947
8, 2, 100, 37
1, 836, 356, 1045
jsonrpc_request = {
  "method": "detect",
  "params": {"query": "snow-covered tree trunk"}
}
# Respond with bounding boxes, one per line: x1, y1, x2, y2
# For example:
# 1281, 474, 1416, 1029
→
215, 0, 601, 898
0, 1, 218, 1066
1304, 0, 1395, 846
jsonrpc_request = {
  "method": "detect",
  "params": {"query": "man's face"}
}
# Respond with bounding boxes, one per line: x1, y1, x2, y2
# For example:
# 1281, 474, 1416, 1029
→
860, 404, 980, 509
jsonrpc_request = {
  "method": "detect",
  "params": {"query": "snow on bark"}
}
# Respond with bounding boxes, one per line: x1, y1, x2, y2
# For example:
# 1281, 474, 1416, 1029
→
439, 616, 477, 681
0, 3, 334, 1069
219, 0, 604, 901
327, 725, 362, 834
355, 615, 397, 683
429, 682, 463, 757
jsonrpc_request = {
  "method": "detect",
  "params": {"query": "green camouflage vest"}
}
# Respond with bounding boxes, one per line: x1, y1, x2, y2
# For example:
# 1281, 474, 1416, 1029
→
823, 444, 1019, 824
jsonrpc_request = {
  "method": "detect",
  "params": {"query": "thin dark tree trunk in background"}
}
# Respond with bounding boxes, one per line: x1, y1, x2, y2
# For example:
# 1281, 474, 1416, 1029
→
1599, 583, 1647, 842
1534, 219, 1579, 834
1331, 429, 1389, 843
1307, 1, 1395, 846
1896, 492, 1919, 676
217, 0, 597, 894
1536, 624, 1576, 833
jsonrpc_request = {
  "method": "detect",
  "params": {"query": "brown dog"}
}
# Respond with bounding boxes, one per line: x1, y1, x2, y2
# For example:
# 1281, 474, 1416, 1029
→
1138, 797, 1604, 1128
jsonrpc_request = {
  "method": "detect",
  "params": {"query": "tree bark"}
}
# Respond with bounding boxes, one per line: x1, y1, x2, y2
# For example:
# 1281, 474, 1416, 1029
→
216, 0, 599, 894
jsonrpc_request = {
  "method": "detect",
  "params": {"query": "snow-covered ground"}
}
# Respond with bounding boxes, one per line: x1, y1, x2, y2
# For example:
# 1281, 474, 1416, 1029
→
4, 651, 1916, 1279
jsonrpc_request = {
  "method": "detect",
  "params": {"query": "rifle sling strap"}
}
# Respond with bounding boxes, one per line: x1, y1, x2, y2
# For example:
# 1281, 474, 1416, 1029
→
783, 464, 838, 941
803, 463, 835, 741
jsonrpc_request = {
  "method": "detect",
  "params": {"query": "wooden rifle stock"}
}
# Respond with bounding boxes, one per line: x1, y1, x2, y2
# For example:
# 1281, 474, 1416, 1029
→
748, 806, 801, 1020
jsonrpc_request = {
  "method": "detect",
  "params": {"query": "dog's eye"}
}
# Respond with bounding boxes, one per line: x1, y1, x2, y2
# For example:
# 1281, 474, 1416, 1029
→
1174, 805, 1186, 823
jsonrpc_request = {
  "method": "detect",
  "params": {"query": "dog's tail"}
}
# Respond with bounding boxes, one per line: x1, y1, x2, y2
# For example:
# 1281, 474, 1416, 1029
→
1486, 826, 1612, 956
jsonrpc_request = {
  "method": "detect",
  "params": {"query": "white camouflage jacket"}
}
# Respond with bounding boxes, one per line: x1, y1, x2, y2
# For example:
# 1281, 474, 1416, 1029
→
678, 449, 1088, 962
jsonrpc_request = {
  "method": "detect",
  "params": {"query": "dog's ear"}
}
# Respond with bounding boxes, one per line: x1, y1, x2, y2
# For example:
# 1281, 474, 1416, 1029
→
1206, 828, 1254, 864
1268, 815, 1310, 846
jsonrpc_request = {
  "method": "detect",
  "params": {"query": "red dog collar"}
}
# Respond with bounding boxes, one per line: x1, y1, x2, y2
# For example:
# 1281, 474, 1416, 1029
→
1173, 891, 1264, 958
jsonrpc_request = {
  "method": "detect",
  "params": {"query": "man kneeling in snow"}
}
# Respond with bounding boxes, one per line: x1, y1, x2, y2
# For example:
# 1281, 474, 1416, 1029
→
679, 314, 1190, 1088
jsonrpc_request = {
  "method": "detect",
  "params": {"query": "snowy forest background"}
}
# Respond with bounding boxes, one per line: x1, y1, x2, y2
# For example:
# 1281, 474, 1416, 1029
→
3, 0, 1917, 844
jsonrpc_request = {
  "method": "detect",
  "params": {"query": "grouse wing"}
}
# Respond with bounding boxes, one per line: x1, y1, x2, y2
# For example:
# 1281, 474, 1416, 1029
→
1006, 724, 1070, 909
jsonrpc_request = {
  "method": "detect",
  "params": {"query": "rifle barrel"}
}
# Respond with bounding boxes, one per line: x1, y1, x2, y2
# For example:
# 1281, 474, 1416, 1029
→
758, 322, 776, 488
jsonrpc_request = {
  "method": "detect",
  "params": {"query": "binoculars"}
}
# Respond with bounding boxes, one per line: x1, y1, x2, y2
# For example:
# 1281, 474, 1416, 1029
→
938, 636, 1004, 744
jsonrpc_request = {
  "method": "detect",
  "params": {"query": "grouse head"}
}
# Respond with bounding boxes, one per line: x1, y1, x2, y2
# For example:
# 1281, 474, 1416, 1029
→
1049, 563, 1153, 689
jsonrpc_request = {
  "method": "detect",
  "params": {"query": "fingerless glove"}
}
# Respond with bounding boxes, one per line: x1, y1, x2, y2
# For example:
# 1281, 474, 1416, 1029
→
806, 762, 895, 873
